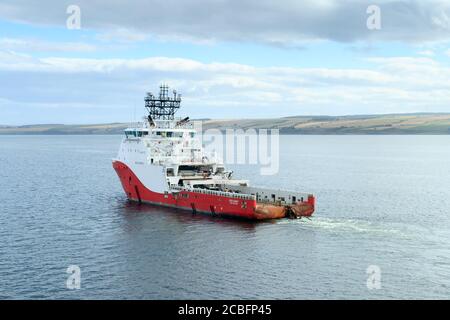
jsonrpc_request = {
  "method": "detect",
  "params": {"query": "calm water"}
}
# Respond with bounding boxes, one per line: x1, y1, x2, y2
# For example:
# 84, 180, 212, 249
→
1, 135, 450, 299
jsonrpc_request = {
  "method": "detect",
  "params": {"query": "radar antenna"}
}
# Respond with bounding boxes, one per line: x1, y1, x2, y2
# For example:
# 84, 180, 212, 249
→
144, 84, 182, 120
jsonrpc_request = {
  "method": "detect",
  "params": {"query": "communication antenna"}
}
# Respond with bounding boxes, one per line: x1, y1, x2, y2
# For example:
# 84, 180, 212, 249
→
144, 84, 182, 120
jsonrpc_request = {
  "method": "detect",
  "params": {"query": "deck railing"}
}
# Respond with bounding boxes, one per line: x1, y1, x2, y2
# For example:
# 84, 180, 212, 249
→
170, 186, 256, 201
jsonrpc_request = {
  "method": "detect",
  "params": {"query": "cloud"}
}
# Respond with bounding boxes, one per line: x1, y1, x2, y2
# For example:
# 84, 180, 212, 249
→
95, 28, 149, 43
0, 37, 96, 52
1, 51, 450, 124
0, 1, 450, 46
418, 50, 435, 56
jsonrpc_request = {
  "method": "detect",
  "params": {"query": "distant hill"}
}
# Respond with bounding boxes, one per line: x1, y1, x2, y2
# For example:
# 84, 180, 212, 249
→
2, 113, 450, 135
202, 113, 450, 134
0, 123, 128, 135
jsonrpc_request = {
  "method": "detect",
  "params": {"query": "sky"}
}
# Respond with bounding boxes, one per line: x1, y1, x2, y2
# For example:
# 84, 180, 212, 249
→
1, 0, 450, 125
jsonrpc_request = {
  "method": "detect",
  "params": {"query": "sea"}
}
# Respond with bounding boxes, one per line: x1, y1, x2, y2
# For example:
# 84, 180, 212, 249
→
0, 135, 449, 299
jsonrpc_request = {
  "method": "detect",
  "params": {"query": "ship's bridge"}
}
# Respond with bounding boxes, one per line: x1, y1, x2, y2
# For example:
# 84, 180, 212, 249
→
120, 84, 221, 169
124, 115, 195, 133
124, 127, 149, 138
122, 118, 215, 167
123, 125, 196, 140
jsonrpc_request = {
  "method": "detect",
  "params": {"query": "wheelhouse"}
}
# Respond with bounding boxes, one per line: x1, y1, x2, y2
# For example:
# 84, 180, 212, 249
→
124, 128, 149, 138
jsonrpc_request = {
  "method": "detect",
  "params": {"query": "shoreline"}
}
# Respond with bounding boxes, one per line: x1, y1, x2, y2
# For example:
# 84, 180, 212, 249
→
2, 113, 450, 135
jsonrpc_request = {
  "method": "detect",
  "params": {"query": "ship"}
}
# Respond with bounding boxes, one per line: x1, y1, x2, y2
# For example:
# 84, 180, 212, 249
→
112, 85, 315, 220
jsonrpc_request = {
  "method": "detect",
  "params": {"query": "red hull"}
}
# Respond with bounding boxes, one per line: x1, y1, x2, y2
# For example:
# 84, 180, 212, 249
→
113, 161, 314, 220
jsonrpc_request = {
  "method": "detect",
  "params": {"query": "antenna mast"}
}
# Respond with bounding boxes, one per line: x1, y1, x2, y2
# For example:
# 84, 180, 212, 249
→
144, 84, 182, 120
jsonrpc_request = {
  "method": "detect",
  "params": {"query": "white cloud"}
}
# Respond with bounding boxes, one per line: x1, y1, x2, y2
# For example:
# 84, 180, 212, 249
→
1, 51, 450, 124
0, 38, 96, 52
0, 1, 450, 46
418, 50, 435, 56
95, 28, 149, 43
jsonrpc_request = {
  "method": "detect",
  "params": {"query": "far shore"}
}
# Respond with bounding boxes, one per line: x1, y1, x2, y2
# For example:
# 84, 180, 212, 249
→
2, 113, 450, 135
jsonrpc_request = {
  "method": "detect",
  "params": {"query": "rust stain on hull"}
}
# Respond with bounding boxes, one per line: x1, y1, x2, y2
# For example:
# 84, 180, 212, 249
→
254, 203, 286, 219
254, 196, 315, 220
289, 202, 314, 218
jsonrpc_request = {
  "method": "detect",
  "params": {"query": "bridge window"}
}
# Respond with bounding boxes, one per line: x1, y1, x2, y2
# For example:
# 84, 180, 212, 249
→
125, 130, 135, 138
154, 131, 183, 138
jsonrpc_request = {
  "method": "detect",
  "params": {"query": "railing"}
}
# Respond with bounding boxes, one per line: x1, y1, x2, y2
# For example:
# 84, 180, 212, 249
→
170, 186, 256, 201
153, 120, 194, 129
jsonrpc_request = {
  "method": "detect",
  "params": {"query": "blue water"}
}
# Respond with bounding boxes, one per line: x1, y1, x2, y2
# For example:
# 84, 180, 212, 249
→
1, 135, 449, 299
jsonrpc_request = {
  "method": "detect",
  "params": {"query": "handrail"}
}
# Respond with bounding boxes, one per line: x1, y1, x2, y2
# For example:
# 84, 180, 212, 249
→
170, 186, 256, 201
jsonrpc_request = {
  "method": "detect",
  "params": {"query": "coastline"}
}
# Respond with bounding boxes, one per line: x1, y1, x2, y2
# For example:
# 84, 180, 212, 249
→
2, 113, 450, 135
